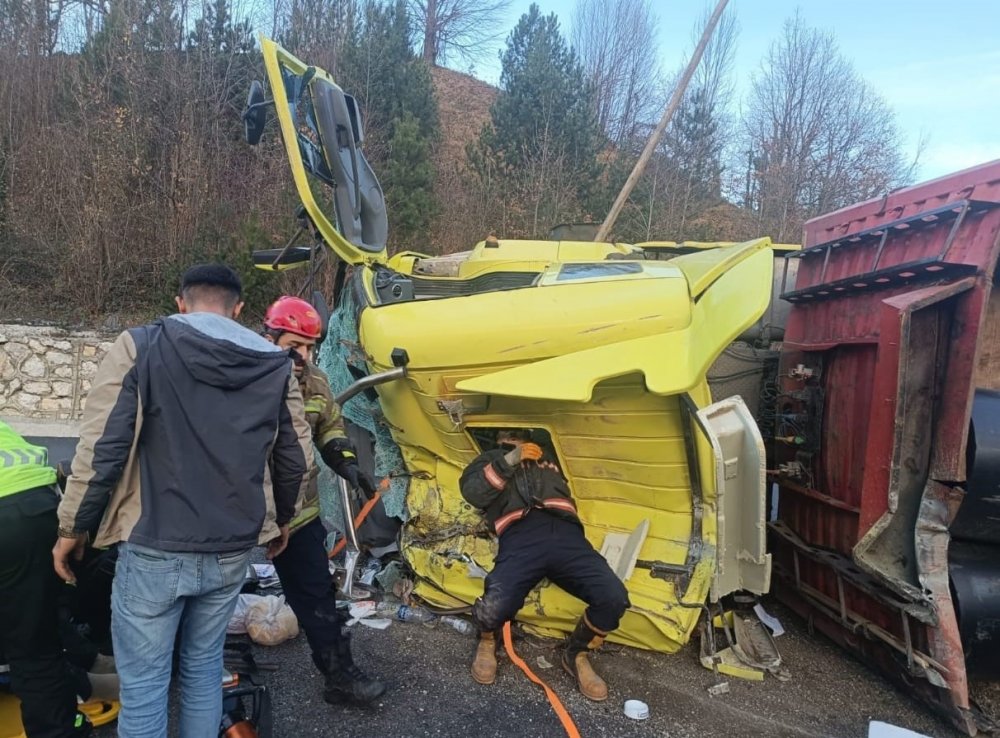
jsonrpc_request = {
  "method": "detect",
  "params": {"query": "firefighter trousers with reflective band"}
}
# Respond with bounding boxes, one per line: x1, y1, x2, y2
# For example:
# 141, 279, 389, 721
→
0, 486, 86, 738
472, 510, 631, 633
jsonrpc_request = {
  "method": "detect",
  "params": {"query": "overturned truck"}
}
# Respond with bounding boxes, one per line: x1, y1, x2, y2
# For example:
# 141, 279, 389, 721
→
248, 37, 1000, 733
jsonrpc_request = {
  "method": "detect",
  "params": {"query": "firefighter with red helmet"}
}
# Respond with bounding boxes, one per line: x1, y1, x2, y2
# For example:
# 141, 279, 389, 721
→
262, 296, 385, 705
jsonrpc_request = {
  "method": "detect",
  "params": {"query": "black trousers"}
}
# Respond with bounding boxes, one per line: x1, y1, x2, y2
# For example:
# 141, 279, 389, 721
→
0, 487, 83, 738
272, 518, 345, 670
56, 547, 116, 703
472, 511, 631, 633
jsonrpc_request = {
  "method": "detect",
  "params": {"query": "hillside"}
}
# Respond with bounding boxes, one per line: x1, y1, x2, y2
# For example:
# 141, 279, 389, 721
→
430, 66, 497, 179
428, 66, 498, 253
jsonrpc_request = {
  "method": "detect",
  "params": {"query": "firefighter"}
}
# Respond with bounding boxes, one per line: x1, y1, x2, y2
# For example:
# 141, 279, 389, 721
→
262, 295, 386, 705
0, 421, 90, 737
459, 429, 631, 701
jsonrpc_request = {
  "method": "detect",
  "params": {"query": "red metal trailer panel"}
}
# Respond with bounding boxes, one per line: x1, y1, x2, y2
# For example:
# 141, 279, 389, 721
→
772, 160, 1000, 735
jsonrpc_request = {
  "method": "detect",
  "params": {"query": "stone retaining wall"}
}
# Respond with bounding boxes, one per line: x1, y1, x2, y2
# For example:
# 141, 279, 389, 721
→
0, 324, 116, 420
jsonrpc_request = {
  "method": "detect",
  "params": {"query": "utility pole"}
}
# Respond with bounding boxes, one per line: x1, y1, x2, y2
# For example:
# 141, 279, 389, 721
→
594, 0, 730, 243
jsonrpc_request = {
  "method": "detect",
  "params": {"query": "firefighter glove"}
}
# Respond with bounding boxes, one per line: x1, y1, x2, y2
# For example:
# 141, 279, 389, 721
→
336, 458, 378, 500
504, 442, 543, 466
320, 438, 378, 500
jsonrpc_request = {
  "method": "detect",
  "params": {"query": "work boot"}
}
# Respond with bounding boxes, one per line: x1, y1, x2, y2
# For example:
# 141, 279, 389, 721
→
471, 631, 499, 685
321, 634, 386, 706
561, 616, 609, 701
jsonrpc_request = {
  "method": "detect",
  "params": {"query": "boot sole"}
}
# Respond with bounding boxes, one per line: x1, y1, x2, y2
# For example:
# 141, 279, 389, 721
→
323, 685, 387, 706
471, 669, 497, 685
561, 655, 608, 702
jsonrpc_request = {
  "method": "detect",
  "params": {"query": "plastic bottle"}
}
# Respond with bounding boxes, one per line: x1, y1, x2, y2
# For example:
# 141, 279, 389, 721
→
374, 600, 401, 614
439, 615, 475, 635
395, 604, 436, 624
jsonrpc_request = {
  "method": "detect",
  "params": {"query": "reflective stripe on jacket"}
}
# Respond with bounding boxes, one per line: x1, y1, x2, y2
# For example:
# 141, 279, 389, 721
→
289, 362, 348, 531
0, 421, 57, 498
459, 448, 580, 535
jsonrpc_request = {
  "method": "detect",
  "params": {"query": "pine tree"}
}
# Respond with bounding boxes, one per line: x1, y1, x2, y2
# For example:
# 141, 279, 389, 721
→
189, 0, 254, 55
338, 0, 440, 250
470, 3, 603, 238
667, 88, 723, 205
340, 0, 438, 146
658, 86, 725, 237
384, 113, 438, 249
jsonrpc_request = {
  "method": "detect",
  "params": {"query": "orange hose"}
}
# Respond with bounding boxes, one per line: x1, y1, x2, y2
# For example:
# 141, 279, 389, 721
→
327, 479, 388, 558
502, 622, 581, 738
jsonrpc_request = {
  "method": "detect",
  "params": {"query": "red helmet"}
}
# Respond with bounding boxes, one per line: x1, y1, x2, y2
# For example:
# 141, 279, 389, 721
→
264, 296, 322, 339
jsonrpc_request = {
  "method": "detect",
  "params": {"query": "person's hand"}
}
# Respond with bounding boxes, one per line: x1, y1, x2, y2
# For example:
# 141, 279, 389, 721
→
53, 534, 86, 584
337, 460, 378, 500
518, 443, 543, 462
266, 525, 290, 560
505, 442, 543, 466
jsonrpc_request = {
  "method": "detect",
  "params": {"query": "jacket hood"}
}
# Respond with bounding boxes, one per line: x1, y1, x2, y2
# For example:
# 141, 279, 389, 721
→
160, 313, 290, 390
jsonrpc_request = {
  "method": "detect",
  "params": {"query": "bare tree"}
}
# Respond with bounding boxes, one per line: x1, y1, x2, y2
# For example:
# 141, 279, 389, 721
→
657, 3, 738, 237
596, 0, 731, 242
409, 0, 511, 67
276, 0, 359, 71
691, 3, 736, 113
743, 12, 913, 241
572, 0, 660, 147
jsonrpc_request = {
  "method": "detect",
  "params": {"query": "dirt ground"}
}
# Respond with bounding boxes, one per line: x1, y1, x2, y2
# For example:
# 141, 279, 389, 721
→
92, 597, 963, 738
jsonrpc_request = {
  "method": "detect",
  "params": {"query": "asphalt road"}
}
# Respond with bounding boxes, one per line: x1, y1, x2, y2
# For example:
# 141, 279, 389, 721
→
94, 597, 960, 738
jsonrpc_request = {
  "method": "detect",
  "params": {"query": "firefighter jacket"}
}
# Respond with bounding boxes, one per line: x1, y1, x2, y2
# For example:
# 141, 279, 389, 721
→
0, 421, 57, 498
290, 361, 350, 531
58, 312, 312, 552
460, 447, 580, 536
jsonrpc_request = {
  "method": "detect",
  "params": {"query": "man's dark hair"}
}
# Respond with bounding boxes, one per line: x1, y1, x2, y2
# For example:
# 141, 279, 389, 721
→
179, 264, 242, 311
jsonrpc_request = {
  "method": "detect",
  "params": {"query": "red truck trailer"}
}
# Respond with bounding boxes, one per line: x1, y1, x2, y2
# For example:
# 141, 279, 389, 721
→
770, 160, 1000, 734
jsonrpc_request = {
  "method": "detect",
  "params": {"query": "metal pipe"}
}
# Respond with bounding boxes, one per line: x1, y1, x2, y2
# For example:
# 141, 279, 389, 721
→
269, 226, 306, 270
339, 476, 361, 598
334, 366, 407, 407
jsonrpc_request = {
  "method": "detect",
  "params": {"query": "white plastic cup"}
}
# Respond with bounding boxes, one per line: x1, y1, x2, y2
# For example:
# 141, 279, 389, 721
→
623, 699, 650, 720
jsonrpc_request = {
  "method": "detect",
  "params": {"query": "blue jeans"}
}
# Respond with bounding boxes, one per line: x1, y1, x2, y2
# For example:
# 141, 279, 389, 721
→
111, 543, 251, 738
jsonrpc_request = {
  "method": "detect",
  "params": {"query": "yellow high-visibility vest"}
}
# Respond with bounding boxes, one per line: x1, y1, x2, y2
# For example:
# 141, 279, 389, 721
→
0, 421, 57, 498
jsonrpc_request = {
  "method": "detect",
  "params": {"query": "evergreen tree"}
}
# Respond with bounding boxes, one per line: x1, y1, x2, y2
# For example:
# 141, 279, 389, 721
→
279, 0, 357, 68
189, 0, 255, 55
666, 88, 724, 206
338, 0, 440, 251
384, 113, 438, 249
469, 3, 603, 238
340, 0, 438, 146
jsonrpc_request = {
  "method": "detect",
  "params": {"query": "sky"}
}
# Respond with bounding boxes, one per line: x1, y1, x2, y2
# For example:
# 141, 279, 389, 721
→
468, 0, 1000, 182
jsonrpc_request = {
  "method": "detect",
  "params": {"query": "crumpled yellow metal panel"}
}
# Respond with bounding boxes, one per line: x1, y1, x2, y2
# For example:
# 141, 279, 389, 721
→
360, 264, 692, 370
259, 37, 386, 267
358, 239, 774, 652
400, 379, 717, 652
454, 242, 774, 401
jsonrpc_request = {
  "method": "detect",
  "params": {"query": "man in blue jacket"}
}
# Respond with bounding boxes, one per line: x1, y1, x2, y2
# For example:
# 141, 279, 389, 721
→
53, 264, 311, 738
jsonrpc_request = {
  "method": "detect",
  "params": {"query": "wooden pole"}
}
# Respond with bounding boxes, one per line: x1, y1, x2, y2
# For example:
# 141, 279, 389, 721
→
594, 0, 730, 243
